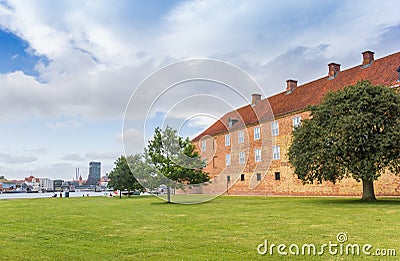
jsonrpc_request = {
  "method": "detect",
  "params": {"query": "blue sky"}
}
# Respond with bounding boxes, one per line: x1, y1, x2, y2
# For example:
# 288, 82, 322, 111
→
0, 29, 48, 76
0, 0, 399, 180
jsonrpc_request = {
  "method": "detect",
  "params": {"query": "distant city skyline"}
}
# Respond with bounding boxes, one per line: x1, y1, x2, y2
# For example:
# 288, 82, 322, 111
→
0, 1, 399, 180
1, 161, 104, 182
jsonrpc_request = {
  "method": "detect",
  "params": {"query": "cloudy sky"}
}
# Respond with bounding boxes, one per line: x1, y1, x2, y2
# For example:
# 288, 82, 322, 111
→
0, 0, 399, 180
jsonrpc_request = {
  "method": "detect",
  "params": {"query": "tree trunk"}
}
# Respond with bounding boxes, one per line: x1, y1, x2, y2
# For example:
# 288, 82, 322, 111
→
119, 190, 121, 198
361, 179, 376, 201
167, 185, 171, 203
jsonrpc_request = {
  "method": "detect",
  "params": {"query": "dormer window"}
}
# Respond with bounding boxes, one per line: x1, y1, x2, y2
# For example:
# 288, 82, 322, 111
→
228, 118, 238, 127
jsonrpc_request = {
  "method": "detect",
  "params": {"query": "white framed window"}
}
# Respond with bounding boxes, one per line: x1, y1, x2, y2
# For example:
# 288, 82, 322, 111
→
272, 146, 280, 160
238, 130, 244, 143
293, 116, 301, 128
225, 154, 231, 166
255, 148, 262, 162
254, 126, 261, 140
201, 140, 206, 152
239, 151, 245, 164
225, 134, 230, 146
271, 121, 279, 136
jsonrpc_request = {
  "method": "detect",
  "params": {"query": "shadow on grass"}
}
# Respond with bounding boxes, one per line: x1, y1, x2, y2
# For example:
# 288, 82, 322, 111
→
145, 194, 400, 206
149, 198, 216, 206
306, 197, 400, 205
150, 201, 216, 206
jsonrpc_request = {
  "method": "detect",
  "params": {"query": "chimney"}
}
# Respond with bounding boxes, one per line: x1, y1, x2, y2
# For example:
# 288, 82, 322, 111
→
286, 79, 297, 94
362, 50, 374, 67
251, 93, 261, 105
328, 63, 341, 79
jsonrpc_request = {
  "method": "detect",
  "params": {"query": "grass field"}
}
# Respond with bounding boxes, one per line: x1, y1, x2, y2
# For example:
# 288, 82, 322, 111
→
1, 195, 399, 260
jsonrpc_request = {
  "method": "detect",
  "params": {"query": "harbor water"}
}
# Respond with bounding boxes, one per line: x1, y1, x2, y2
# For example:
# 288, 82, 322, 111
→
0, 191, 109, 200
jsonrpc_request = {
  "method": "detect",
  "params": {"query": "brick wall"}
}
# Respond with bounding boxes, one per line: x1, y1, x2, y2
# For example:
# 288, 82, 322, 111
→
194, 110, 400, 197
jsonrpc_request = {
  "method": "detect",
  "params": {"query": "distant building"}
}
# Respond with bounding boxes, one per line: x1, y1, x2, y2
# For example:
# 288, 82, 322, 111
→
86, 161, 101, 185
71, 175, 86, 186
53, 179, 64, 191
99, 175, 109, 188
0, 179, 16, 191
39, 178, 54, 192
24, 175, 40, 192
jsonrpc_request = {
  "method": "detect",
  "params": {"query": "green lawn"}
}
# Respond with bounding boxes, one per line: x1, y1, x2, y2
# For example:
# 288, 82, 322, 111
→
0, 196, 399, 260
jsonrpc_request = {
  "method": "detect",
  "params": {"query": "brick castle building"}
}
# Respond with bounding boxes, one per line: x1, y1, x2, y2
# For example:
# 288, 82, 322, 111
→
192, 50, 400, 196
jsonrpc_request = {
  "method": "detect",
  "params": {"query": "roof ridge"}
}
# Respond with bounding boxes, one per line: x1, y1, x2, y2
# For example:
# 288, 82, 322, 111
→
193, 51, 400, 141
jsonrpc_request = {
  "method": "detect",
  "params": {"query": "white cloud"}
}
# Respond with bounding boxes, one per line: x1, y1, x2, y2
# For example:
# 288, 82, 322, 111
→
119, 128, 145, 155
0, 1, 144, 65
61, 153, 84, 161
0, 152, 38, 164
24, 147, 47, 154
85, 152, 119, 160
29, 162, 87, 180
186, 116, 216, 129
0, 71, 54, 121
160, 0, 400, 66
46, 120, 80, 130
254, 45, 330, 94
0, 0, 399, 124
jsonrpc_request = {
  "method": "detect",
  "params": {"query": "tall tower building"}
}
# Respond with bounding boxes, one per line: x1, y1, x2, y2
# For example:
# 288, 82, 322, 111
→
86, 161, 101, 185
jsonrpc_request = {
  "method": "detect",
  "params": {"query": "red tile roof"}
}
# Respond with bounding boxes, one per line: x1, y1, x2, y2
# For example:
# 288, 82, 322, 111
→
193, 51, 400, 141
24, 175, 40, 182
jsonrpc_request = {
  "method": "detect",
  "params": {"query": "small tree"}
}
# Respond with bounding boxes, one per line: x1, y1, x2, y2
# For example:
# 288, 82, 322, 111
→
146, 126, 210, 203
126, 153, 159, 191
288, 81, 400, 201
108, 155, 144, 198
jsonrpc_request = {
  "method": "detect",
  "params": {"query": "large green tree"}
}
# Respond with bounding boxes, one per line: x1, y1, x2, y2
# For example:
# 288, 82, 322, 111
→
108, 155, 144, 198
288, 81, 400, 201
146, 126, 210, 203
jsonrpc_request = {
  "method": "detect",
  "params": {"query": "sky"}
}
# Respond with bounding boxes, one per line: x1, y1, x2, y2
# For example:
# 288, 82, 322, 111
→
0, 0, 399, 180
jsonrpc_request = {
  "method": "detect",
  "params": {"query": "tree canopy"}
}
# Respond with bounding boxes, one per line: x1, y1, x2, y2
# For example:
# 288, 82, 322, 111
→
146, 126, 210, 202
108, 155, 144, 197
110, 126, 209, 202
288, 81, 400, 201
